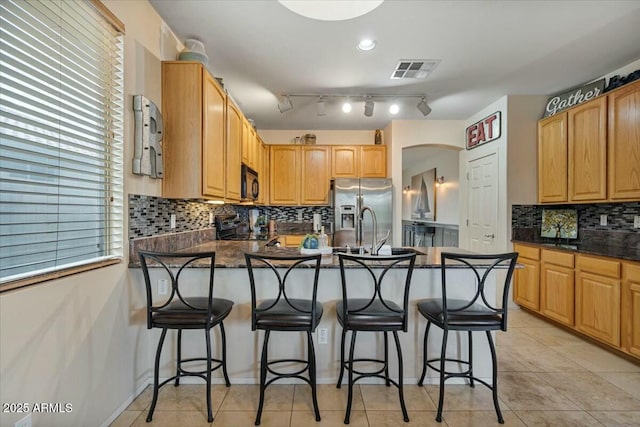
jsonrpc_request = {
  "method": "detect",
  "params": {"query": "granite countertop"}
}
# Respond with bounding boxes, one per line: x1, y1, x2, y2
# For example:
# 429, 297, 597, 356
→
512, 239, 640, 262
129, 239, 484, 269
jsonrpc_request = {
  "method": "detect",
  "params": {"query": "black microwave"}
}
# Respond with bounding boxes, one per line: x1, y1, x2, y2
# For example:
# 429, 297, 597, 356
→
241, 164, 259, 201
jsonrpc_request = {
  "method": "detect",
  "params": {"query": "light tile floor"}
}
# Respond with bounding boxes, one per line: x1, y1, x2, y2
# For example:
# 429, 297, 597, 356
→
111, 308, 640, 426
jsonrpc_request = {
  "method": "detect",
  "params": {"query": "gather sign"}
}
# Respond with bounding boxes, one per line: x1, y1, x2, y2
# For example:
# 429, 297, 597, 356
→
542, 78, 605, 118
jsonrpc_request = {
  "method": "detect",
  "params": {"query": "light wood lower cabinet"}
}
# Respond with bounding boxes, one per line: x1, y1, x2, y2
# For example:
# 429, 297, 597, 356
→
513, 244, 540, 311
622, 262, 640, 357
540, 249, 575, 326
575, 255, 621, 346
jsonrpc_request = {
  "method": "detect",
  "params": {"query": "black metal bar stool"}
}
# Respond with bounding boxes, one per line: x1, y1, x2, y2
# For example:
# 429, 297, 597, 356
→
336, 252, 417, 424
245, 252, 323, 426
416, 252, 518, 424
138, 250, 233, 423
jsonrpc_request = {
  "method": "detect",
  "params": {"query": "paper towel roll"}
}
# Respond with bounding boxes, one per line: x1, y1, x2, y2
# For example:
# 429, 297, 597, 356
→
313, 214, 322, 233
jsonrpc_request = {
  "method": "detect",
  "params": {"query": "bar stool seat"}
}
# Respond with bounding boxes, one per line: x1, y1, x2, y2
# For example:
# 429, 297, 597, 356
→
138, 250, 233, 423
417, 252, 518, 424
337, 299, 405, 329
245, 252, 324, 426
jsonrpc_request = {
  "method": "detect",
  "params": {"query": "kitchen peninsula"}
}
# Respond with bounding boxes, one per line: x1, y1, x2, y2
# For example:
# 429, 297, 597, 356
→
129, 237, 509, 385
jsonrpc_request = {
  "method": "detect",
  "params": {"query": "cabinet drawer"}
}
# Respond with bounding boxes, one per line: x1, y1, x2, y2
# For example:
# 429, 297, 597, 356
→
515, 244, 540, 261
541, 249, 574, 268
625, 262, 640, 282
577, 255, 621, 278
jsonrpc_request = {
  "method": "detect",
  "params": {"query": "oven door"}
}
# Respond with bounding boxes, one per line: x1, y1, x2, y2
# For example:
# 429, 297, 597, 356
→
241, 165, 259, 201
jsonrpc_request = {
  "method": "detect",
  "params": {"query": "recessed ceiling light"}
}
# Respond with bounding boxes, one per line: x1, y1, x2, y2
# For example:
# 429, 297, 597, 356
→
357, 39, 376, 51
389, 103, 400, 115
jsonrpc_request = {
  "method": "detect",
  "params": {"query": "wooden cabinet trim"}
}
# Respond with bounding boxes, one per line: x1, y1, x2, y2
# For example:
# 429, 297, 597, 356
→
576, 254, 621, 278
541, 249, 574, 268
514, 243, 540, 261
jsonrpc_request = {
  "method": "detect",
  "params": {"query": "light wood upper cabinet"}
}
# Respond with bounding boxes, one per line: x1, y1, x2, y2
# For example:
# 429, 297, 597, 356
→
568, 97, 607, 202
331, 145, 387, 178
608, 80, 640, 200
540, 249, 575, 326
360, 146, 387, 177
622, 262, 640, 357
270, 145, 300, 205
575, 255, 621, 346
162, 61, 226, 200
301, 146, 331, 205
260, 142, 269, 204
513, 244, 541, 311
332, 146, 359, 178
225, 99, 242, 201
538, 113, 568, 203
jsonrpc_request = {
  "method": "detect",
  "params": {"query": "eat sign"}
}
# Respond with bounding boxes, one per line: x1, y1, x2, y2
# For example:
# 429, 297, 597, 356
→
466, 111, 501, 150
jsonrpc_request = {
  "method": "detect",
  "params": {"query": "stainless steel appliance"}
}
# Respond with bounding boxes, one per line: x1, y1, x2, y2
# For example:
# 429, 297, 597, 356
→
332, 178, 392, 249
215, 215, 268, 240
241, 164, 259, 201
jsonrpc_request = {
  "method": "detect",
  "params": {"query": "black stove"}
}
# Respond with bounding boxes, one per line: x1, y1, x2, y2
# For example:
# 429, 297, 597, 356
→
215, 215, 269, 241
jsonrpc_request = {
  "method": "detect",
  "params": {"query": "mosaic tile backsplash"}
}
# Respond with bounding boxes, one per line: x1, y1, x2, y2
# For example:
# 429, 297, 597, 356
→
512, 202, 640, 248
128, 194, 334, 239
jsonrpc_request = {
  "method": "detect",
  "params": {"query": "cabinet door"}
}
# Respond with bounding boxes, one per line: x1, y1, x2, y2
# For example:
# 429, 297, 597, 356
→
360, 146, 387, 177
242, 118, 250, 167
225, 100, 242, 201
538, 113, 568, 203
575, 271, 620, 346
161, 62, 204, 199
332, 146, 359, 178
270, 146, 299, 205
261, 143, 270, 204
568, 97, 607, 201
515, 257, 541, 311
540, 262, 574, 326
202, 72, 226, 198
622, 263, 640, 357
301, 146, 331, 205
608, 80, 640, 200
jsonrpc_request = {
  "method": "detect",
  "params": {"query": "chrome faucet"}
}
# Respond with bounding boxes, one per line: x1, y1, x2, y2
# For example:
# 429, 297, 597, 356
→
358, 205, 389, 256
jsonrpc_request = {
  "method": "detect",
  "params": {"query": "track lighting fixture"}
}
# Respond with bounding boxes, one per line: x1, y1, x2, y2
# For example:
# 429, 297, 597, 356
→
342, 100, 352, 113
277, 95, 293, 113
389, 102, 400, 115
316, 97, 326, 116
417, 96, 431, 116
364, 97, 374, 117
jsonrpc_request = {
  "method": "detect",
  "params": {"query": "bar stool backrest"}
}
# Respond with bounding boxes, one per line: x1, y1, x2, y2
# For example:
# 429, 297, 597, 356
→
337, 252, 417, 332
138, 250, 216, 329
245, 252, 322, 331
440, 252, 519, 330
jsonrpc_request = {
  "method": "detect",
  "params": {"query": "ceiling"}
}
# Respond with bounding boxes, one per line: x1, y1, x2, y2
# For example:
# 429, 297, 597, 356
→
148, 0, 640, 131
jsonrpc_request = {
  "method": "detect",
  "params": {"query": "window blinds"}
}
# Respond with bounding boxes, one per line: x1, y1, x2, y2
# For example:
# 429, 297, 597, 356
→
0, 0, 124, 286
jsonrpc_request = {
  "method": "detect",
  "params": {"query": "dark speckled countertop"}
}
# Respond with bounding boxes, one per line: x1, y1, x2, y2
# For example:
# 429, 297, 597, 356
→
129, 238, 484, 269
512, 239, 640, 262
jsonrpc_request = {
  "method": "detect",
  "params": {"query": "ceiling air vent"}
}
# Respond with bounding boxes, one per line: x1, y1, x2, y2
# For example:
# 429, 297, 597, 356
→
391, 59, 440, 79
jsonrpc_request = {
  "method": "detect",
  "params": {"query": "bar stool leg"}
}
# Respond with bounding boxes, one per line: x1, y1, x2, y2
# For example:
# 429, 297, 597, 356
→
175, 329, 182, 386
468, 331, 475, 388
205, 327, 213, 423
255, 330, 270, 426
384, 332, 390, 386
393, 331, 409, 422
220, 322, 231, 387
307, 331, 321, 421
417, 322, 432, 386
336, 328, 347, 389
147, 328, 167, 422
436, 329, 448, 423
344, 330, 357, 424
486, 331, 504, 424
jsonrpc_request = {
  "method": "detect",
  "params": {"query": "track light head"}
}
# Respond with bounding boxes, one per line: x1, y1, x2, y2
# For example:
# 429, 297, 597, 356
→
364, 98, 374, 117
417, 96, 431, 116
278, 95, 293, 113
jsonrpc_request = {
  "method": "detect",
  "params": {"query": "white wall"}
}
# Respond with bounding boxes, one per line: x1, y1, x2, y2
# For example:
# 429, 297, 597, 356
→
0, 2, 174, 426
258, 129, 375, 145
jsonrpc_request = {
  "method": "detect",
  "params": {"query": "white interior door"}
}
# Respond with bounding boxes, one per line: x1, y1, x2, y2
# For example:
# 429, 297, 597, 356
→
468, 153, 498, 253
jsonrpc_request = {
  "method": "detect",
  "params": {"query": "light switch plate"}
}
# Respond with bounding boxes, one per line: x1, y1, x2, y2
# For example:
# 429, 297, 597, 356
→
634, 215, 640, 228
317, 328, 328, 344
600, 214, 607, 226
158, 279, 169, 295
170, 214, 176, 229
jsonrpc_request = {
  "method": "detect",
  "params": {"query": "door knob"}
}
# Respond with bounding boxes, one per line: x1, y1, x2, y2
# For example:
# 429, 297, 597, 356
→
484, 234, 495, 238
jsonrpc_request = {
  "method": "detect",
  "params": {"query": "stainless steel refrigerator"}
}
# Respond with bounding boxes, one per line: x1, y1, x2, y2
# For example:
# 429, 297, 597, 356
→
332, 178, 392, 248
